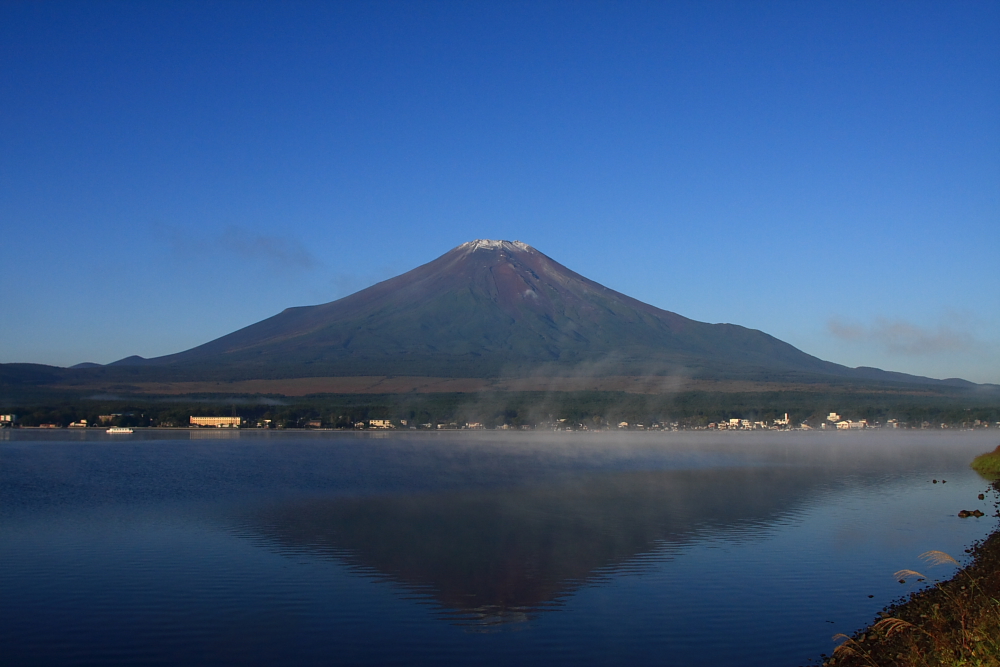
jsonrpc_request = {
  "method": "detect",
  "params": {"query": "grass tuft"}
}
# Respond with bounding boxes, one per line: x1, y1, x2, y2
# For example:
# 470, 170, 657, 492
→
871, 617, 922, 639
920, 550, 960, 567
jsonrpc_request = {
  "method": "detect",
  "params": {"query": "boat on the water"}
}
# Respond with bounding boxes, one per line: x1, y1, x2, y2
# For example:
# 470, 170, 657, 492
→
106, 427, 133, 434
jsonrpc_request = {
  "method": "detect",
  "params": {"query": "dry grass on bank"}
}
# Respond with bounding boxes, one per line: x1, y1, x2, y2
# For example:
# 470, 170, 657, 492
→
821, 483, 1000, 667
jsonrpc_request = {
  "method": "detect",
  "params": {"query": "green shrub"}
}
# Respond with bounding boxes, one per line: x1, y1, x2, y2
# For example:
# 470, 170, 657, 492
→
972, 446, 1000, 480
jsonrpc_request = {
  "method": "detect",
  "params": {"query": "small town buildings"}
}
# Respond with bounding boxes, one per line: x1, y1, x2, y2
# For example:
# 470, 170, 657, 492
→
369, 419, 393, 429
708, 413, 798, 430
190, 416, 241, 428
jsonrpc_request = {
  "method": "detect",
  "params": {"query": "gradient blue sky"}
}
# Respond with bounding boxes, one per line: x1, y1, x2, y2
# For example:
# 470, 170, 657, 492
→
2, 1, 997, 382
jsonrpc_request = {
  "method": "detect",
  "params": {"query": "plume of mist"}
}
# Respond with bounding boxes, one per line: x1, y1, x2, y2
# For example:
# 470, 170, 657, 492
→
446, 352, 695, 428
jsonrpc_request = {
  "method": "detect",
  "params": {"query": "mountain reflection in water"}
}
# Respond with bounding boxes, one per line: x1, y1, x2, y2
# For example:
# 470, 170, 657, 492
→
237, 465, 820, 626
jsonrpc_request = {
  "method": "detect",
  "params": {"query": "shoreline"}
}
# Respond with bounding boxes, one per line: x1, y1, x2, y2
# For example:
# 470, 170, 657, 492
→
817, 480, 1000, 666
4, 425, 998, 433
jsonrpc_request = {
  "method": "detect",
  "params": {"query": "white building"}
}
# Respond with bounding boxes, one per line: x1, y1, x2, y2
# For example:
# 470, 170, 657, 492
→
190, 416, 241, 428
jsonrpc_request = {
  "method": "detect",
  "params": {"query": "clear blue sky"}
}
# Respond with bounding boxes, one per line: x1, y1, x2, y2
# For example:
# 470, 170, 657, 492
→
1, 1, 997, 383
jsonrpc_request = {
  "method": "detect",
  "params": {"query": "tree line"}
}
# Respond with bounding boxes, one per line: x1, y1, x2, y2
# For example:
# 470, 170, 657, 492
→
4, 389, 999, 430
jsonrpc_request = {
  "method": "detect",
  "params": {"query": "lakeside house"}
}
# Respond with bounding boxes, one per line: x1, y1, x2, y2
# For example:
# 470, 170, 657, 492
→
189, 416, 241, 428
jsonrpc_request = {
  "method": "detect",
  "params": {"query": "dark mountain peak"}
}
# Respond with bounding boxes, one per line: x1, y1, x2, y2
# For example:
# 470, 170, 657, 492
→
423, 238, 675, 326
126, 240, 818, 379
109, 355, 151, 366
97, 240, 969, 387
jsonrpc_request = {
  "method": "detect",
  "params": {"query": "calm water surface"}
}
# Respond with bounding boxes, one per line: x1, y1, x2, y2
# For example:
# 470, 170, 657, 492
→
1, 430, 997, 666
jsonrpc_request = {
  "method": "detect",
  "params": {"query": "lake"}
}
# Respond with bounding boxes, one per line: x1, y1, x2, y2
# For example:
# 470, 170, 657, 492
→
1, 429, 997, 666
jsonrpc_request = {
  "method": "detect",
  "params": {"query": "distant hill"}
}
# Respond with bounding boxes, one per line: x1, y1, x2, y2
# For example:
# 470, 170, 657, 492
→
53, 239, 974, 388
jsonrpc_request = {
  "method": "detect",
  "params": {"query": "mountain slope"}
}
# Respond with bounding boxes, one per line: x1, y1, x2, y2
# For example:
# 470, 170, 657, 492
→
100, 239, 905, 383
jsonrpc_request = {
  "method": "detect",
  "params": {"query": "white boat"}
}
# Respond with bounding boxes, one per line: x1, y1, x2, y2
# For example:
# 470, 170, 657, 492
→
106, 427, 133, 434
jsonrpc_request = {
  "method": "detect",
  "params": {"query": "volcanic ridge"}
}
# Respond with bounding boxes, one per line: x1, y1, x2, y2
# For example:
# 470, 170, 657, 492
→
1, 240, 983, 392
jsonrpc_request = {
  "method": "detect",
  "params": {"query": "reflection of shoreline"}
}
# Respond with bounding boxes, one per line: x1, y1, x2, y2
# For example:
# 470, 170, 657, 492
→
235, 466, 825, 625
189, 429, 241, 439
